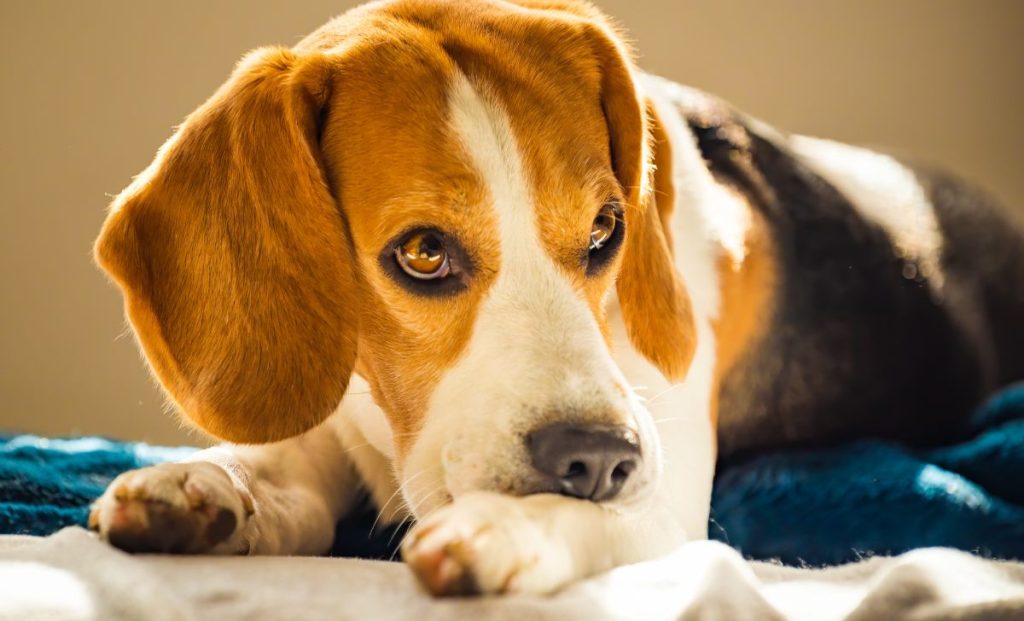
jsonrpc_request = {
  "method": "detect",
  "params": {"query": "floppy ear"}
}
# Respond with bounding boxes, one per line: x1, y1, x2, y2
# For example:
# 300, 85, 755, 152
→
587, 26, 697, 381
95, 47, 358, 443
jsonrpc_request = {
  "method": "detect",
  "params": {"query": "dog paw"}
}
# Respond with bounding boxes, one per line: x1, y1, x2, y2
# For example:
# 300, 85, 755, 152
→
89, 461, 253, 554
401, 492, 573, 596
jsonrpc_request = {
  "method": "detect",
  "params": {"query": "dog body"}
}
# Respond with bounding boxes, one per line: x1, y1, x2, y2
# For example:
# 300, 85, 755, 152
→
89, 0, 1024, 595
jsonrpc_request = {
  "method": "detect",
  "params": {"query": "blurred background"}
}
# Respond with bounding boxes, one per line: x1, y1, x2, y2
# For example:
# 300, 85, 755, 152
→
0, 0, 1021, 445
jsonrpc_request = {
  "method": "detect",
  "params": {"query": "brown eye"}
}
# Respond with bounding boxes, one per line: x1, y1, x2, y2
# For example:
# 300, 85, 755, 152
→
396, 231, 450, 279
589, 202, 620, 251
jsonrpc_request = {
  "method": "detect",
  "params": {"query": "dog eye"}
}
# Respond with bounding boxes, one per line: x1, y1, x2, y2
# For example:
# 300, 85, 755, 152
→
396, 231, 450, 279
589, 205, 618, 252
589, 202, 620, 251
585, 201, 625, 277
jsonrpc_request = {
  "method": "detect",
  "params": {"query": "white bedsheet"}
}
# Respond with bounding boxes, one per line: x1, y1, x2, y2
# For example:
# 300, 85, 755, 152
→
2, 527, 1023, 620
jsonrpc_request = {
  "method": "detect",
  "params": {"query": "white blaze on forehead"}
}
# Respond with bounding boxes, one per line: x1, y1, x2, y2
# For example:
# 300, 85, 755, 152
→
398, 72, 642, 515
447, 74, 536, 267
444, 69, 607, 371
442, 70, 619, 400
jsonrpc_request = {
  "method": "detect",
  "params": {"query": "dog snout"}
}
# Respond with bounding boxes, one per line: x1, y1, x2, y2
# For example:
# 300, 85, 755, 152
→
527, 423, 641, 502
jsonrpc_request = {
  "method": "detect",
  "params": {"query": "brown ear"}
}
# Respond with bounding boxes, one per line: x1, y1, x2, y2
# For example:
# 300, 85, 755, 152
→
95, 47, 358, 443
587, 27, 697, 381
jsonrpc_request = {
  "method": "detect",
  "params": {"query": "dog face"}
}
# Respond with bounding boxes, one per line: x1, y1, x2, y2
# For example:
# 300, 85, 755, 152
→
96, 0, 695, 513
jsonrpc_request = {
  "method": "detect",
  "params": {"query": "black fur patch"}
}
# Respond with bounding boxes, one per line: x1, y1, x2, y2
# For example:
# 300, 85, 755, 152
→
912, 164, 1024, 387
669, 96, 1007, 460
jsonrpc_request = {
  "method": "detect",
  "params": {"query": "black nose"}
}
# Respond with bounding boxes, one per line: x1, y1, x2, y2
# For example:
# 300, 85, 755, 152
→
527, 424, 641, 502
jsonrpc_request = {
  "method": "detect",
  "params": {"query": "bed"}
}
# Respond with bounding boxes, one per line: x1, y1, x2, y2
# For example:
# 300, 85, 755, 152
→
3, 384, 1023, 619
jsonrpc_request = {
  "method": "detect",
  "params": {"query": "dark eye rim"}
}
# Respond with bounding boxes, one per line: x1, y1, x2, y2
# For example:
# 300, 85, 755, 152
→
585, 200, 625, 277
379, 226, 473, 298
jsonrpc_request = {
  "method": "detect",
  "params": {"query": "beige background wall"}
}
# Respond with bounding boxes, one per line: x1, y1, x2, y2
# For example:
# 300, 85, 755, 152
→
1, 1, 1021, 445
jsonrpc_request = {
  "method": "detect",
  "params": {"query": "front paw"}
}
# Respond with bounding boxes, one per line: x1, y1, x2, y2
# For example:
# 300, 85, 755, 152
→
401, 492, 573, 596
89, 461, 253, 554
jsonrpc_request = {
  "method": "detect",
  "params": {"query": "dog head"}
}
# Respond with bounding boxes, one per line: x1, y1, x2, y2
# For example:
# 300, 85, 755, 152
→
96, 0, 695, 513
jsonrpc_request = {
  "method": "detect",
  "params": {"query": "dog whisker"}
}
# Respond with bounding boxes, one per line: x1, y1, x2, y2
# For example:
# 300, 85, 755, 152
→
369, 470, 425, 537
647, 400, 683, 412
654, 419, 688, 426
644, 383, 684, 407
343, 441, 372, 454
388, 517, 415, 562
389, 481, 448, 559
373, 465, 442, 535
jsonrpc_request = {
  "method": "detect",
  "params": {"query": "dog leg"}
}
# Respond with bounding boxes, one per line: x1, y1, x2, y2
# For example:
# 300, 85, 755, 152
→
402, 491, 692, 596
90, 414, 361, 556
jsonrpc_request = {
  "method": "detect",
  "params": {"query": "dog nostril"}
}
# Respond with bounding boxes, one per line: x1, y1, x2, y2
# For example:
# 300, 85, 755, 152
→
566, 461, 588, 478
528, 423, 642, 502
610, 460, 635, 483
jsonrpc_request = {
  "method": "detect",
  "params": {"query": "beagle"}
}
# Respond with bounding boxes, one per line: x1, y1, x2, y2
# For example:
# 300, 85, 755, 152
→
89, 0, 1024, 596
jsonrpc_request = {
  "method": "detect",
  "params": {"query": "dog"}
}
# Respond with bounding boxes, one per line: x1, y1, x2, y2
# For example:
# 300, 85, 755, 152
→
88, 0, 1024, 596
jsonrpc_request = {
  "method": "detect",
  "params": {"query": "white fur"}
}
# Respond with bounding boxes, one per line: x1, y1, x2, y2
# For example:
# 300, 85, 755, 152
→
399, 74, 725, 594
790, 136, 945, 289
644, 76, 754, 284
91, 419, 358, 556
89, 64, 969, 599
638, 75, 754, 530
94, 71, 732, 595
345, 374, 395, 461
402, 72, 658, 516
606, 291, 716, 539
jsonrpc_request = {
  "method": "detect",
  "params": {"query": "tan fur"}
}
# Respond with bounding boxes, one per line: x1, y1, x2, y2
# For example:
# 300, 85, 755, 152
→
95, 0, 694, 450
618, 103, 697, 382
652, 87, 779, 428
639, 101, 774, 430
95, 48, 359, 443
648, 101, 677, 256
91, 1, 725, 594
711, 204, 776, 427
309, 22, 498, 456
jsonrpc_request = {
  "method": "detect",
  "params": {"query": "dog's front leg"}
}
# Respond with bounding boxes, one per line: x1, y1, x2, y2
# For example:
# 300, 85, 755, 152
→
90, 413, 362, 556
402, 492, 691, 596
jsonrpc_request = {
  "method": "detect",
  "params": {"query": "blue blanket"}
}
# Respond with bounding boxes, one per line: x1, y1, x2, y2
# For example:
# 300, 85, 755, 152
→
4, 384, 1024, 565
